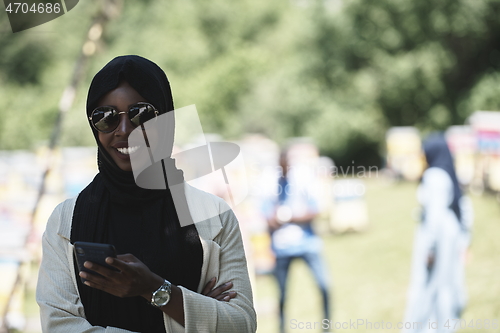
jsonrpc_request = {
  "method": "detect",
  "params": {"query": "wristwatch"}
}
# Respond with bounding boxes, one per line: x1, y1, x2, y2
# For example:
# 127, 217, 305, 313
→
151, 279, 172, 308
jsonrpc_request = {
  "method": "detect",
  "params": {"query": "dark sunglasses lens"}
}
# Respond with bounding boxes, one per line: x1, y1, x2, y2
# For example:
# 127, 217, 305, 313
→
130, 104, 157, 127
92, 107, 119, 132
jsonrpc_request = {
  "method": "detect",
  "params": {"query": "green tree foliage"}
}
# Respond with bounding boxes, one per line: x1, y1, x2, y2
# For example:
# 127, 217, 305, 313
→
342, 0, 500, 127
0, 1, 97, 149
1, 0, 499, 167
0, 34, 51, 85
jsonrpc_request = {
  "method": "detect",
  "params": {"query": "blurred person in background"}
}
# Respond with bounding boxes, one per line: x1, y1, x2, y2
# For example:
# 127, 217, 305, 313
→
403, 133, 473, 333
262, 149, 331, 333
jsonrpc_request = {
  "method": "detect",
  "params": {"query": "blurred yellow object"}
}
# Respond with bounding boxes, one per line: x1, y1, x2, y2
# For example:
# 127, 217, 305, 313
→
487, 156, 500, 192
250, 232, 275, 275
386, 127, 425, 181
330, 179, 369, 233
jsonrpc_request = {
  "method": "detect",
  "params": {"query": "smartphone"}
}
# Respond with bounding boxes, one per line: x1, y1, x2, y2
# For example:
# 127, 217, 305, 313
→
73, 241, 118, 283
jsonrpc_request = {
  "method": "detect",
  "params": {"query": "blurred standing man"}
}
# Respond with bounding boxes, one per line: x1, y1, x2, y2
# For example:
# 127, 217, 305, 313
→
262, 150, 331, 333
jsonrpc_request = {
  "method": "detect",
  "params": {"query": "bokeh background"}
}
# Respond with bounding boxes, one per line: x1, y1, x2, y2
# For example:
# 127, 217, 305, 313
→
1, 0, 499, 332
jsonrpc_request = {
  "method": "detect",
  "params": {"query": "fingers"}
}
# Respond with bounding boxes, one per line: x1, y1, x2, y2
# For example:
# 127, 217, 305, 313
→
105, 257, 130, 271
80, 273, 102, 287
82, 254, 140, 275
83, 261, 119, 278
80, 273, 123, 298
206, 281, 233, 298
201, 278, 237, 302
79, 269, 114, 291
201, 277, 217, 295
216, 291, 237, 302
79, 254, 157, 299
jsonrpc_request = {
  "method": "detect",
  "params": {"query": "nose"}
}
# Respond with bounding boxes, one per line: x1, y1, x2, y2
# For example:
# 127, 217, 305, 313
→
114, 113, 134, 136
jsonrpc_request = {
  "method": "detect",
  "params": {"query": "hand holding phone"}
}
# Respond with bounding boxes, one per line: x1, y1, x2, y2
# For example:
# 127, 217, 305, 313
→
73, 241, 118, 283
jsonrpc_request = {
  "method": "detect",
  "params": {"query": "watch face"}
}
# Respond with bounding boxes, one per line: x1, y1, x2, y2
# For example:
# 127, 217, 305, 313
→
154, 289, 170, 306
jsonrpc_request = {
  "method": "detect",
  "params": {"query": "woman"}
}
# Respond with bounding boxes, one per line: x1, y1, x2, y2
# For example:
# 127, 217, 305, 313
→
403, 133, 473, 333
36, 55, 256, 333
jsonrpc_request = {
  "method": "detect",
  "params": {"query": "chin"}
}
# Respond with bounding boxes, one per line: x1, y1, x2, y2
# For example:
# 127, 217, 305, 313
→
119, 164, 133, 172
115, 160, 133, 172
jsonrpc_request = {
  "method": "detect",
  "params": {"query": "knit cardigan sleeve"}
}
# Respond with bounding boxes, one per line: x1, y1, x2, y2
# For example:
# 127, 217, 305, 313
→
36, 198, 136, 332
178, 208, 257, 333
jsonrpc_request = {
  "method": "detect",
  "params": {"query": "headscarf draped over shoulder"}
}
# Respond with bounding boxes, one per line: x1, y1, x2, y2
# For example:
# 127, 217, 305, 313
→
423, 133, 462, 223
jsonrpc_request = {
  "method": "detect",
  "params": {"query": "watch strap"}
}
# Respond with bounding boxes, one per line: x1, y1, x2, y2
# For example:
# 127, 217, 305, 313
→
150, 279, 171, 308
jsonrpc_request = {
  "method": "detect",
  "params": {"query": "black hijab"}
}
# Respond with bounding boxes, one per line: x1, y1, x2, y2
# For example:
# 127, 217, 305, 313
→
70, 55, 203, 332
423, 133, 462, 223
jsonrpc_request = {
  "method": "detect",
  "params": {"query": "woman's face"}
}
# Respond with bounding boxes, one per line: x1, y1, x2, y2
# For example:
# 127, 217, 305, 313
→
96, 81, 149, 172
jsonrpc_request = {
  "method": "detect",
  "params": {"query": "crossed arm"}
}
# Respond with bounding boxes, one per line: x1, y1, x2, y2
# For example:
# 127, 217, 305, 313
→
80, 254, 237, 327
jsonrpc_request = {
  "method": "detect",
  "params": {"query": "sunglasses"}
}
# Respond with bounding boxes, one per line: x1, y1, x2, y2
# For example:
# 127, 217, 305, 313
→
89, 102, 159, 133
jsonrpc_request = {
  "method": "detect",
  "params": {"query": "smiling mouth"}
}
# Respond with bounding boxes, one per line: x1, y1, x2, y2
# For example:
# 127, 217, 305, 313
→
116, 146, 140, 155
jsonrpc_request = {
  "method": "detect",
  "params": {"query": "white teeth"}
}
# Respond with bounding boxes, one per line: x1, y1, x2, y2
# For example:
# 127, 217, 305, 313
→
116, 146, 139, 155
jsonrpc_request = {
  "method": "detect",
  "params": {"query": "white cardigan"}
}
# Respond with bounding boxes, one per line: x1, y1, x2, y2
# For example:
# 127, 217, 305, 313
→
36, 184, 257, 333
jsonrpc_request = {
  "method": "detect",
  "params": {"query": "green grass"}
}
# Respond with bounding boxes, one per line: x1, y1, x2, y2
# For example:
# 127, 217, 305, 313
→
255, 178, 500, 333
